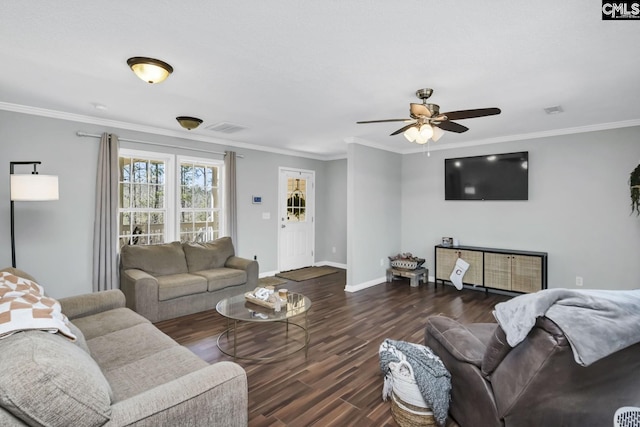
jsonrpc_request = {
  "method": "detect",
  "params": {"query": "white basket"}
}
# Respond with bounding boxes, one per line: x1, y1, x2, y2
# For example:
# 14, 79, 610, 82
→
390, 361, 429, 408
389, 360, 436, 427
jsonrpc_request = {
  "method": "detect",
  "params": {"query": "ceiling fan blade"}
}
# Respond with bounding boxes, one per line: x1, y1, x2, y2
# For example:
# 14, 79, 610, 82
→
436, 121, 469, 133
440, 108, 501, 121
410, 103, 431, 117
390, 122, 418, 136
356, 118, 410, 124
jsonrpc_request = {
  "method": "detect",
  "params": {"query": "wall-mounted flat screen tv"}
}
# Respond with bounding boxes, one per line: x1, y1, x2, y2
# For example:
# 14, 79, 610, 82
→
445, 151, 528, 200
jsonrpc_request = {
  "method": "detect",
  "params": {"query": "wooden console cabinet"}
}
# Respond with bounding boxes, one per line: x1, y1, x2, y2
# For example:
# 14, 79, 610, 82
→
435, 245, 547, 293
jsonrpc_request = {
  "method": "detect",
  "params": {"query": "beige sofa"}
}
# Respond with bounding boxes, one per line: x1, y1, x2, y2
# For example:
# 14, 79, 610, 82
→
0, 269, 248, 426
120, 237, 258, 322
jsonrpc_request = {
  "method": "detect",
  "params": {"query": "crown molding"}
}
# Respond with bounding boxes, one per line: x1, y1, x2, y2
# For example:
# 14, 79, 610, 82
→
403, 119, 640, 154
0, 102, 336, 161
3, 101, 638, 160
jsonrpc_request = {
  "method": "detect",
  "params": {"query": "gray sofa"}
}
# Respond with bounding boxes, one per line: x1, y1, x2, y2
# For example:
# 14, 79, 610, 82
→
0, 269, 247, 426
120, 237, 258, 322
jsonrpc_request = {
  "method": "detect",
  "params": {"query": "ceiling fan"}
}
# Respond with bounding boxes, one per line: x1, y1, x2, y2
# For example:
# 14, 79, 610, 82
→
357, 88, 501, 145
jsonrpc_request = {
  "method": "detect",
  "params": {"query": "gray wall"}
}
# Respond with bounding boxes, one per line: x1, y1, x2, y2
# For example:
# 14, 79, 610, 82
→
0, 110, 348, 297
346, 143, 401, 290
401, 126, 640, 290
3, 108, 637, 296
316, 159, 347, 265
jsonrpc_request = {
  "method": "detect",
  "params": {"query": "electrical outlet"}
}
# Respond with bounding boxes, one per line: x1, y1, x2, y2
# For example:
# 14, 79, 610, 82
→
576, 276, 583, 287
332, 246, 336, 254
380, 258, 385, 266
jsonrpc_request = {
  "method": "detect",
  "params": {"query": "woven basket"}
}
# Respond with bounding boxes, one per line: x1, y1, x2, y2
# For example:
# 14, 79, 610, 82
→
390, 258, 425, 270
389, 361, 436, 427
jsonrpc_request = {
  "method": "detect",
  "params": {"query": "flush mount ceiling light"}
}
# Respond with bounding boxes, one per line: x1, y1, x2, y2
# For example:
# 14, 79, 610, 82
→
127, 57, 173, 84
176, 116, 203, 130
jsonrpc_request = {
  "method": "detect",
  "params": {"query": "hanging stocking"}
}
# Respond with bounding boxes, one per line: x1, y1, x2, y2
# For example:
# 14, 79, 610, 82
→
450, 258, 470, 290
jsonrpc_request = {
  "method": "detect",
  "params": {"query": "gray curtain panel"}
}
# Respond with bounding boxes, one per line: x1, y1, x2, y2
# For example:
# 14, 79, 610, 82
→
224, 151, 238, 250
92, 133, 120, 291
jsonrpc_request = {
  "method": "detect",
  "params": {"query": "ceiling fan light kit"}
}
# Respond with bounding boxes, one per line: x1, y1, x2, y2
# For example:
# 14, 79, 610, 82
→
127, 57, 174, 84
357, 87, 501, 147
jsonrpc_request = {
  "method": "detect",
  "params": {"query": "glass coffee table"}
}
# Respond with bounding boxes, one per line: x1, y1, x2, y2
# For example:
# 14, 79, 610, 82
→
215, 292, 312, 361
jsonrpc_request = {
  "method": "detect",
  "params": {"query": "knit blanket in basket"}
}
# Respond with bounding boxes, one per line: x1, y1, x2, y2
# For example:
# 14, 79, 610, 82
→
379, 339, 451, 427
0, 272, 75, 340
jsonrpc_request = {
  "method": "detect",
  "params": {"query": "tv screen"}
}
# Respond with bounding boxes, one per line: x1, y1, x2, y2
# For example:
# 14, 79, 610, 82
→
445, 151, 528, 200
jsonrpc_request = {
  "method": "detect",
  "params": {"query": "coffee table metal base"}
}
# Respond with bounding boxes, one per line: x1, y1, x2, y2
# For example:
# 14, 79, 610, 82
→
216, 314, 310, 362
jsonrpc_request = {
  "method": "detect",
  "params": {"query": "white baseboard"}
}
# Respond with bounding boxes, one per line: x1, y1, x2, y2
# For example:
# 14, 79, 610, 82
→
315, 260, 347, 269
345, 276, 386, 293
259, 270, 280, 278
259, 262, 346, 279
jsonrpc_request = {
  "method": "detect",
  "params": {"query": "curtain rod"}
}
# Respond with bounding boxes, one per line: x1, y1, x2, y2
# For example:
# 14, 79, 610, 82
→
76, 131, 244, 158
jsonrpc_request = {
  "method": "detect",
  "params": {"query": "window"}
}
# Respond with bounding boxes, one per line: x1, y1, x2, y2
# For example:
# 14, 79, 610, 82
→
118, 149, 223, 248
286, 177, 307, 222
178, 157, 223, 243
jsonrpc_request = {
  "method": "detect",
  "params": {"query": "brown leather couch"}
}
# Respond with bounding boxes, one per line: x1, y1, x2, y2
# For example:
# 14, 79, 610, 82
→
425, 315, 640, 427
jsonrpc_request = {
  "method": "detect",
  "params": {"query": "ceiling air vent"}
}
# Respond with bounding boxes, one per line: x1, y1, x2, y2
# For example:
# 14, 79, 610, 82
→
544, 105, 564, 115
205, 122, 247, 134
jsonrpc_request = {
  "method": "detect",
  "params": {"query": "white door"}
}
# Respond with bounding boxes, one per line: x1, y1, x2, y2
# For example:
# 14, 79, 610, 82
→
278, 168, 315, 272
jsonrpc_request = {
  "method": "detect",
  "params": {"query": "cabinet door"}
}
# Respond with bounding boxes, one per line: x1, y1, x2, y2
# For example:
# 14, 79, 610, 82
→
484, 253, 512, 290
435, 248, 458, 280
459, 250, 483, 286
512, 255, 542, 293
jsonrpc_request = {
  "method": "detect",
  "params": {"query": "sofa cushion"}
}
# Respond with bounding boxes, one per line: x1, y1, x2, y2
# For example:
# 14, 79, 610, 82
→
87, 323, 179, 371
68, 320, 91, 354
425, 316, 491, 367
121, 241, 188, 276
183, 237, 235, 272
481, 325, 512, 376
0, 330, 112, 427
102, 346, 209, 401
193, 268, 247, 292
157, 274, 208, 301
71, 307, 150, 340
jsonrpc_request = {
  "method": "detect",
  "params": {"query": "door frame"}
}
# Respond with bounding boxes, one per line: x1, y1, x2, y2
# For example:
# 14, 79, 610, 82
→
277, 167, 316, 272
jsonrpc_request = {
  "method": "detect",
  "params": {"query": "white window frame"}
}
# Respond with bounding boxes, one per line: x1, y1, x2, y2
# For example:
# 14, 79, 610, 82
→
118, 148, 225, 247
176, 155, 225, 243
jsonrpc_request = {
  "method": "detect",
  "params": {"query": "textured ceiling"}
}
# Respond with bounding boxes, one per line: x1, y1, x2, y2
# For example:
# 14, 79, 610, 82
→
1, 1, 639, 159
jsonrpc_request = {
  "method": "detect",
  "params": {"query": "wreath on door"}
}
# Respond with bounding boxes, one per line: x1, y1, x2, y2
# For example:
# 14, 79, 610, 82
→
287, 193, 306, 218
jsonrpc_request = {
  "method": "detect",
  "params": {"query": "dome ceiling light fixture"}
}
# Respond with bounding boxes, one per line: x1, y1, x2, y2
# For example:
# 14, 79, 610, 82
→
127, 57, 173, 84
176, 116, 203, 130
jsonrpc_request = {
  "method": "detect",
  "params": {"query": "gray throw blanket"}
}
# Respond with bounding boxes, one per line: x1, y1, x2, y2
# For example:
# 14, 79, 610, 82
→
379, 339, 450, 427
494, 288, 640, 366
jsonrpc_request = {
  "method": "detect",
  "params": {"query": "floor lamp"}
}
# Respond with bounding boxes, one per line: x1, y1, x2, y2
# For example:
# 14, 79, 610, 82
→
10, 161, 59, 268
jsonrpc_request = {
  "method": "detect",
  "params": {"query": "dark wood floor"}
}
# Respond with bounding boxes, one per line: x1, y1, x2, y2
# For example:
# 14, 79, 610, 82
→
155, 269, 511, 426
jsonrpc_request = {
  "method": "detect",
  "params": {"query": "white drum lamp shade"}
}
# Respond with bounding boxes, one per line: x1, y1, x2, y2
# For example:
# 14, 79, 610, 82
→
9, 163, 59, 269
10, 174, 59, 201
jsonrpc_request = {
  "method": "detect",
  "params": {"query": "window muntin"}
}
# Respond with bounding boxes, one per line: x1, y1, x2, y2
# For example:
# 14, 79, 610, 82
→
178, 159, 222, 242
119, 155, 169, 247
286, 177, 307, 222
118, 150, 223, 248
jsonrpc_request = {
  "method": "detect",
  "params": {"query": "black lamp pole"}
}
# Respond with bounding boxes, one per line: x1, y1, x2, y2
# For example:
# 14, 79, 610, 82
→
9, 161, 41, 268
